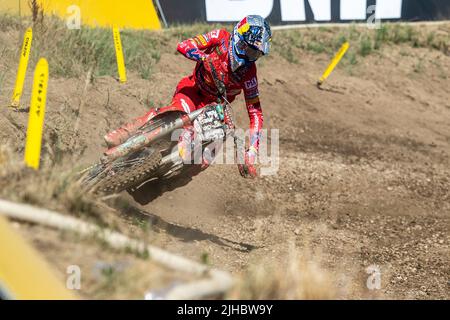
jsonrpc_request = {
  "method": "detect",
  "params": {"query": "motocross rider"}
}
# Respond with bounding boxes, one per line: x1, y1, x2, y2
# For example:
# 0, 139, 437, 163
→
104, 15, 272, 178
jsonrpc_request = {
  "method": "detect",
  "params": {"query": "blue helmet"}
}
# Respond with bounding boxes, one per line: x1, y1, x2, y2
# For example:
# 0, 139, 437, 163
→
230, 15, 272, 71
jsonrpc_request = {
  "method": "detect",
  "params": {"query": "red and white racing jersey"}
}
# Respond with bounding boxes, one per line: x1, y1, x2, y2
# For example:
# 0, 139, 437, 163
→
177, 29, 264, 152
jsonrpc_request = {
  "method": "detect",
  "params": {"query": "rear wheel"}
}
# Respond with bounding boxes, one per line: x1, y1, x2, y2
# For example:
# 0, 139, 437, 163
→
87, 147, 162, 195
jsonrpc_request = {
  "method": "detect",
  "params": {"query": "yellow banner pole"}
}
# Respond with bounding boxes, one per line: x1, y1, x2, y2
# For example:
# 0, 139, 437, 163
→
113, 27, 127, 83
24, 58, 49, 170
317, 42, 349, 87
11, 27, 33, 108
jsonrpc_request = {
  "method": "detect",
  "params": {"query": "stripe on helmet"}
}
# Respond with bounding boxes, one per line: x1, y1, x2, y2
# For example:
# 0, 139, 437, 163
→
238, 23, 250, 35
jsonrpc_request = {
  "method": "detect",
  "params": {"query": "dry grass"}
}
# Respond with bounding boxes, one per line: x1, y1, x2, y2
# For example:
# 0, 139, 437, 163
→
0, 145, 199, 299
0, 144, 121, 229
229, 244, 336, 299
273, 23, 450, 64
28, 0, 44, 27
1, 14, 447, 78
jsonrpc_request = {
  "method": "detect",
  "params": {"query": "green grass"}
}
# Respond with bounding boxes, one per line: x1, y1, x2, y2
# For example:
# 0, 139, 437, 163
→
306, 41, 326, 54
280, 46, 299, 63
346, 51, 358, 65
201, 252, 210, 265
359, 36, 373, 57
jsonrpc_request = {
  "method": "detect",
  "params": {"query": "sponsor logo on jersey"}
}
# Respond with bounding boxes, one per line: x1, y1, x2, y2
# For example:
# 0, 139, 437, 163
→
195, 34, 207, 46
210, 30, 220, 39
187, 48, 202, 60
244, 77, 258, 90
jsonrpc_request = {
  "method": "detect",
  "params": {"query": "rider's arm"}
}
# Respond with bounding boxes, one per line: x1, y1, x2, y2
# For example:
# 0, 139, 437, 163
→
243, 65, 264, 153
177, 29, 227, 62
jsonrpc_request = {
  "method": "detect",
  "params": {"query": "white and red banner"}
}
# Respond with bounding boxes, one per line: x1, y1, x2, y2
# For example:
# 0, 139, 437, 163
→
156, 0, 450, 25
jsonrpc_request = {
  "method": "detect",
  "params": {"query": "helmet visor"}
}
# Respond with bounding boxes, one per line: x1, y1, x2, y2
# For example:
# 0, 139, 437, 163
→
245, 44, 264, 61
237, 41, 263, 62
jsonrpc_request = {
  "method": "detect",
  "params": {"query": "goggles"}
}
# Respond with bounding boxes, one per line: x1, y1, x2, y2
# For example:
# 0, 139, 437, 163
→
237, 41, 264, 62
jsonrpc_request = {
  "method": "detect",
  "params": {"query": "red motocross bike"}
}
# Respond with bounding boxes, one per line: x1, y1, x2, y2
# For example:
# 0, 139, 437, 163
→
83, 65, 244, 195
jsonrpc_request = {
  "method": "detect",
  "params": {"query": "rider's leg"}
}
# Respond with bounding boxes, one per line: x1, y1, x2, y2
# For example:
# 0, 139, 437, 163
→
104, 75, 216, 169
103, 104, 189, 148
171, 77, 215, 165
104, 76, 202, 148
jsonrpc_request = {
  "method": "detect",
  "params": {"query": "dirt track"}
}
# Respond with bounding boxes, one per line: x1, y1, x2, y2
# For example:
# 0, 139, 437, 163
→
0, 23, 449, 299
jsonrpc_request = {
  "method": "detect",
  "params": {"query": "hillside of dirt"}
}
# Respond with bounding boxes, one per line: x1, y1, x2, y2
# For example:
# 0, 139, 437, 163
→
0, 17, 449, 299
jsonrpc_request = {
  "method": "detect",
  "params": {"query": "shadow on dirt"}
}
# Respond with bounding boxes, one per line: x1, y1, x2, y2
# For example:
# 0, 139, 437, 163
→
127, 165, 205, 205
121, 204, 258, 253
122, 162, 260, 252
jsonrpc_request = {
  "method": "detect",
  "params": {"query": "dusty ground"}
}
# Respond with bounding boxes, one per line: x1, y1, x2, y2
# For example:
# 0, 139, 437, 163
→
0, 22, 449, 299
